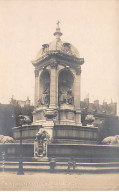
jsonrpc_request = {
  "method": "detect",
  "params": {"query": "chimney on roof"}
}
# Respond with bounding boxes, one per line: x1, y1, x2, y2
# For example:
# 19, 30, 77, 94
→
26, 96, 30, 106
84, 98, 89, 107
94, 100, 99, 106
103, 101, 107, 106
109, 102, 117, 115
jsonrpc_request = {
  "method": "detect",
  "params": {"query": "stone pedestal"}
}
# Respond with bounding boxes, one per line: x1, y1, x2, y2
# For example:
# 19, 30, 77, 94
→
75, 109, 82, 126
59, 104, 75, 125
42, 108, 57, 140
42, 120, 54, 141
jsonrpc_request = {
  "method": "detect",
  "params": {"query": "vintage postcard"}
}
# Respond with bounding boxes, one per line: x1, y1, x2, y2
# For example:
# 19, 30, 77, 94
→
0, 0, 119, 191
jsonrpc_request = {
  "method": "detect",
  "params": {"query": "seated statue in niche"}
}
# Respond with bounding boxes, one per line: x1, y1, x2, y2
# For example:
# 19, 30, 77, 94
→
37, 88, 50, 107
59, 90, 67, 104
67, 89, 74, 105
59, 88, 74, 105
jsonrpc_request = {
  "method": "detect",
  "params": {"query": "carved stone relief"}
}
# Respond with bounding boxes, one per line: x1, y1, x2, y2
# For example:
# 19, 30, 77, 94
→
59, 89, 74, 105
37, 88, 50, 107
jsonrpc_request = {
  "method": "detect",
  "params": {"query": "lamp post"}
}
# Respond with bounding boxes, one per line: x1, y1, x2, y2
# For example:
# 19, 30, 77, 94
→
17, 116, 24, 175
17, 125, 24, 175
17, 115, 31, 175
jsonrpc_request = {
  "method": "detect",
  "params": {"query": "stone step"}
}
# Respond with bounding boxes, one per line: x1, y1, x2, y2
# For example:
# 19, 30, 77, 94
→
1, 165, 119, 169
1, 161, 119, 174
0, 161, 50, 166
1, 165, 119, 173
3, 157, 119, 163
1, 161, 119, 166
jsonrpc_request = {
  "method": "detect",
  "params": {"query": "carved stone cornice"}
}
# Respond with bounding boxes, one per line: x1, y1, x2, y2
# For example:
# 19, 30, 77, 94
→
32, 51, 84, 67
34, 68, 39, 77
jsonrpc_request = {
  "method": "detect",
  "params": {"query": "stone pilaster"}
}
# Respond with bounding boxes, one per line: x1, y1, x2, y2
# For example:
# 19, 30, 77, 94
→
34, 68, 39, 107
42, 120, 54, 141
74, 66, 82, 125
49, 58, 58, 109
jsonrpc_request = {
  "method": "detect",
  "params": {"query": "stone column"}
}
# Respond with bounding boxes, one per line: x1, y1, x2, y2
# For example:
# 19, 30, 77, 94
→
74, 66, 82, 125
34, 68, 39, 107
43, 59, 58, 141
49, 58, 58, 109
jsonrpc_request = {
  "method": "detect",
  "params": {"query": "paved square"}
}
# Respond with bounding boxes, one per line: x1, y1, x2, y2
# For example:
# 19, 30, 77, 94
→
0, 172, 119, 191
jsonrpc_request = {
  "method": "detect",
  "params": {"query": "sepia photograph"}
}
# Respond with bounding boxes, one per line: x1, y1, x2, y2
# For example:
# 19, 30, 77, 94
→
0, 0, 119, 191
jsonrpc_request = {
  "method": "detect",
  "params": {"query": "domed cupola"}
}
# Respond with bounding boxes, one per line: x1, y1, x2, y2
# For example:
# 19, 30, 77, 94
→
34, 21, 81, 62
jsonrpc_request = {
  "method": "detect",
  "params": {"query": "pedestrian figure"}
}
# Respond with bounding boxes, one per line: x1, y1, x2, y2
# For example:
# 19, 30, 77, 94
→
49, 157, 56, 173
67, 157, 76, 172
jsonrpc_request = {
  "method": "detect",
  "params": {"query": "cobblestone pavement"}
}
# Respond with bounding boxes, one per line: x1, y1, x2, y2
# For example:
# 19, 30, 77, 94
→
0, 172, 119, 191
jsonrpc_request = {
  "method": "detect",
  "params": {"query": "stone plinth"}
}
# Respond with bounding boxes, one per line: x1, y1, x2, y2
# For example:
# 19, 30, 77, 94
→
47, 144, 119, 162
53, 125, 98, 144
13, 125, 41, 141
58, 104, 75, 125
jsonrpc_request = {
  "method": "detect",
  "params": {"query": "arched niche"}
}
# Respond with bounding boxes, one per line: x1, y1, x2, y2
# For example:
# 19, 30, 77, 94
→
39, 70, 50, 106
58, 69, 74, 105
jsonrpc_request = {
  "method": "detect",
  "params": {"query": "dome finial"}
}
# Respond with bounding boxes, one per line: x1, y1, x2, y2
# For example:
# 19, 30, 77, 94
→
57, 20, 60, 28
54, 20, 63, 39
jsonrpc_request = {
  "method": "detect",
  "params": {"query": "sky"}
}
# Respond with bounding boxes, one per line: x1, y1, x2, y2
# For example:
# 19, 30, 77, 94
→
0, 0, 119, 114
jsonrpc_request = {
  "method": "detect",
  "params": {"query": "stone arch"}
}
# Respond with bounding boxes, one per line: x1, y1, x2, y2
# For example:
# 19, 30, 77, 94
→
58, 67, 75, 79
58, 68, 75, 105
39, 70, 50, 106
